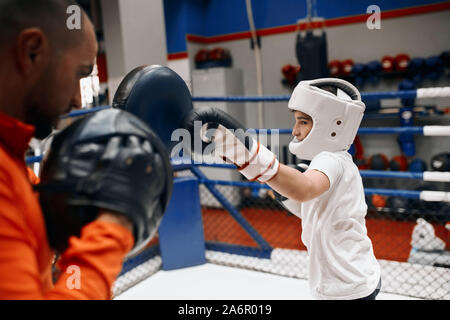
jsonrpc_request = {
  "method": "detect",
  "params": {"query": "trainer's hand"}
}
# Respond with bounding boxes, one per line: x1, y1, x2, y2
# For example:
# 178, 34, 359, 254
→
36, 109, 173, 256
79, 132, 172, 257
184, 107, 280, 183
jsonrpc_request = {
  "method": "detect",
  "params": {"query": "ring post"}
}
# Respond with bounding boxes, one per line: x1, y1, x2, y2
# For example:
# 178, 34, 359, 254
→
158, 176, 207, 270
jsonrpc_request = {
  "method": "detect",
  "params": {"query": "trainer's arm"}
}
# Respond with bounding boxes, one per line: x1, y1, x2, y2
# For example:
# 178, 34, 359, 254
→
0, 180, 133, 300
47, 214, 134, 300
267, 164, 330, 202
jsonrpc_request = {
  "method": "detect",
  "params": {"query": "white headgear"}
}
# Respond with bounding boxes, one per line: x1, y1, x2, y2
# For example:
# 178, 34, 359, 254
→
288, 78, 365, 160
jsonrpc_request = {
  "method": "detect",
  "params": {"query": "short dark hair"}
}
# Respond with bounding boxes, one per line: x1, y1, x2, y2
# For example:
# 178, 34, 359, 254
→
0, 0, 86, 51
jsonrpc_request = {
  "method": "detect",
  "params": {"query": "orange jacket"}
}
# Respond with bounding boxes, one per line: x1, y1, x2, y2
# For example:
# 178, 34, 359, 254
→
0, 112, 134, 299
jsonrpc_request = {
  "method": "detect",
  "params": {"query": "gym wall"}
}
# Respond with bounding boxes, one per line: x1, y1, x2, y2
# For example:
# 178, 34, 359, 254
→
163, 1, 450, 166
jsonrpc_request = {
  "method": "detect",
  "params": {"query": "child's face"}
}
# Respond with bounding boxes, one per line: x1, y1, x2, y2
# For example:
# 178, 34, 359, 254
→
292, 111, 313, 142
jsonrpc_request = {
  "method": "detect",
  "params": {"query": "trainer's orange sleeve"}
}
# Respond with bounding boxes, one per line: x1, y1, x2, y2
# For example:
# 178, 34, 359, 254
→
0, 112, 134, 300
47, 221, 134, 300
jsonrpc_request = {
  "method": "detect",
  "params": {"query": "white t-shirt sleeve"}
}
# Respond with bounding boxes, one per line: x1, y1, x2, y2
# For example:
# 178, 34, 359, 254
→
307, 151, 344, 190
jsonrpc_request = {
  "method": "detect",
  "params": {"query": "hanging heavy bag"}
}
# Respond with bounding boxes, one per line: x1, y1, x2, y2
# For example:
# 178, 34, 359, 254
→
295, 19, 329, 81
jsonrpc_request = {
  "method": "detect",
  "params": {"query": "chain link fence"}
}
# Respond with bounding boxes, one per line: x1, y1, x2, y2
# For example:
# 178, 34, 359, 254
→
115, 167, 450, 300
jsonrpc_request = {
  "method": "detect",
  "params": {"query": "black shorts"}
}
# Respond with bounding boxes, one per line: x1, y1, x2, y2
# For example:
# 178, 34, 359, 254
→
355, 278, 382, 300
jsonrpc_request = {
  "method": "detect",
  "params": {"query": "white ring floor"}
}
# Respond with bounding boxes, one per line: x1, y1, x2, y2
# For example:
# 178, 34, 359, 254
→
115, 263, 420, 300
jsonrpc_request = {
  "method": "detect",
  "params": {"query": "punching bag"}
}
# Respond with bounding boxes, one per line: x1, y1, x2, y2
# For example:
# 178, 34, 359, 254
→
296, 22, 329, 81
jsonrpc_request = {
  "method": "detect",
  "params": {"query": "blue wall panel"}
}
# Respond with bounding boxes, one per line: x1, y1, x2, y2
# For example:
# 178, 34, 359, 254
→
164, 0, 445, 54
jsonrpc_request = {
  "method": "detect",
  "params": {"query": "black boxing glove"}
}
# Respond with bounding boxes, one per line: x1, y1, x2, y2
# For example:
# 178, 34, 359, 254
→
112, 65, 193, 150
184, 106, 280, 183
36, 109, 173, 256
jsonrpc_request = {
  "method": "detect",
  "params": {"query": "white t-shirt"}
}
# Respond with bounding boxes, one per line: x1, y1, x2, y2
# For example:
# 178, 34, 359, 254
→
299, 151, 381, 300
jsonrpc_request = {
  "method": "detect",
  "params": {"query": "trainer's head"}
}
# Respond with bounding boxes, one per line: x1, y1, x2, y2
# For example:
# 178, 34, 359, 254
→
0, 0, 98, 139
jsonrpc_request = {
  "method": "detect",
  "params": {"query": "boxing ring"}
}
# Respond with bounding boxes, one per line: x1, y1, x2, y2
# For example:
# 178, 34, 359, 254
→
27, 86, 450, 300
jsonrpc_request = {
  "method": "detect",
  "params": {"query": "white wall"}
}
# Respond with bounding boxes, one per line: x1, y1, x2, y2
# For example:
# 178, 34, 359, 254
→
167, 58, 192, 92
101, 0, 168, 102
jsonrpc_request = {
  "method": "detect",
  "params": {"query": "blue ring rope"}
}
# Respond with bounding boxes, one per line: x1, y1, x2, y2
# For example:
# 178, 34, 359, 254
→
191, 90, 418, 103
57, 89, 419, 120
197, 177, 423, 200
194, 163, 426, 180
27, 157, 426, 181
55, 105, 427, 135
254, 127, 425, 134
26, 158, 439, 201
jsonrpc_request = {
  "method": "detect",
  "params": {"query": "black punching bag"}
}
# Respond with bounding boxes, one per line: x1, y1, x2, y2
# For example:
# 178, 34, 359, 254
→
296, 25, 329, 81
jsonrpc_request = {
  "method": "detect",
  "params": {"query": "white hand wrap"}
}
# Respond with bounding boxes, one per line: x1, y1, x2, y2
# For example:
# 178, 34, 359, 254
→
202, 124, 280, 182
238, 142, 280, 182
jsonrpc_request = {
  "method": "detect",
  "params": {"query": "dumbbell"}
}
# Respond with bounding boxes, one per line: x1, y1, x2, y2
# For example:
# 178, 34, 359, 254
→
368, 154, 389, 170
381, 56, 395, 73
390, 155, 408, 171
409, 158, 427, 172
366, 60, 382, 84
394, 53, 410, 72
430, 153, 450, 172
328, 60, 342, 77
341, 59, 354, 76
424, 56, 444, 81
